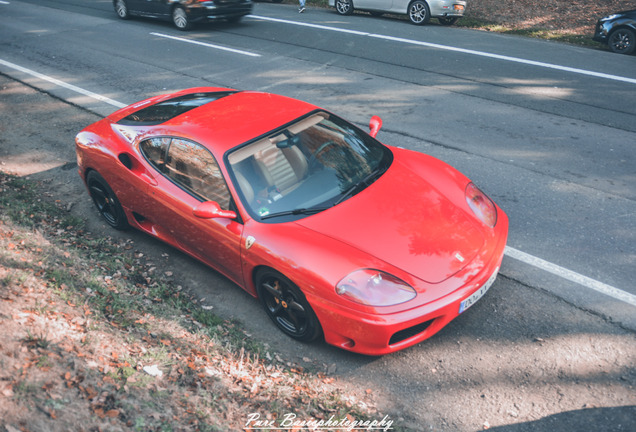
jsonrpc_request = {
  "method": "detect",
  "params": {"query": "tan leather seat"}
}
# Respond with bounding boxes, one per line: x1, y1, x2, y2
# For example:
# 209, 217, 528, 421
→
233, 170, 254, 203
255, 146, 308, 194
282, 146, 308, 182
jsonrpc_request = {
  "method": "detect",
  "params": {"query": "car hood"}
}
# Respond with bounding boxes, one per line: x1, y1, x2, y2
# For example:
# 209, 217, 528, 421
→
295, 159, 485, 284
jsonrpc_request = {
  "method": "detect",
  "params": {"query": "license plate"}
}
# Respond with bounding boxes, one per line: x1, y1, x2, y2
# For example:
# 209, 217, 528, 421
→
459, 267, 498, 314
454, 5, 464, 11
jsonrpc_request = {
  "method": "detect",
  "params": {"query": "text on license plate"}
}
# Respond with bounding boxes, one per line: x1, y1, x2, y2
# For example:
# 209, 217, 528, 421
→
459, 267, 498, 314
454, 5, 464, 11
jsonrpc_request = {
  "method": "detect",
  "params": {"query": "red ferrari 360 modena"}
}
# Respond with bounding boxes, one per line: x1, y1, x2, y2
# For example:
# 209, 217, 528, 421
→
75, 87, 508, 355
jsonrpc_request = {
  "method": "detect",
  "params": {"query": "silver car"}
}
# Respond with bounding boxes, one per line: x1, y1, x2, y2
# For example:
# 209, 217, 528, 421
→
329, 0, 466, 25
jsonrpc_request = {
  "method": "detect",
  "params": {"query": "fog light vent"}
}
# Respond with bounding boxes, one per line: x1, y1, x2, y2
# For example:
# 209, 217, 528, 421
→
389, 320, 434, 345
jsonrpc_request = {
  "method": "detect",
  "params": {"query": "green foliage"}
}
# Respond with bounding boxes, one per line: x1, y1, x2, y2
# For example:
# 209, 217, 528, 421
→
23, 329, 51, 349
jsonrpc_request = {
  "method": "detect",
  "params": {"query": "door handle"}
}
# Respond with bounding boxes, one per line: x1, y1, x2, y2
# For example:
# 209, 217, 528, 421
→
140, 171, 158, 186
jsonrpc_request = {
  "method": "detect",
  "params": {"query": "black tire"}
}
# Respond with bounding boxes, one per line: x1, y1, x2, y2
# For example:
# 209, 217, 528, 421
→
408, 0, 430, 25
114, 0, 130, 20
608, 28, 635, 55
335, 0, 354, 16
256, 269, 322, 342
86, 171, 129, 230
438, 17, 458, 26
271, 0, 283, 2
172, 6, 193, 31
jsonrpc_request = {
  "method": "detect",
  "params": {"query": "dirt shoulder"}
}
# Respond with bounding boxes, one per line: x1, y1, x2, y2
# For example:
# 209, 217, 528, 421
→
0, 170, 383, 431
465, 0, 633, 34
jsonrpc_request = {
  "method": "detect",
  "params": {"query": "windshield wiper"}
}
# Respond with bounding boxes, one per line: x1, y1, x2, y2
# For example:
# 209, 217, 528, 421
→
333, 167, 384, 206
260, 206, 330, 220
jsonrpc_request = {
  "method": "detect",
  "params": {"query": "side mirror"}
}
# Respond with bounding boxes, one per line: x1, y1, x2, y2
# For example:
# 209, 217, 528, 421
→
193, 201, 237, 220
369, 115, 382, 138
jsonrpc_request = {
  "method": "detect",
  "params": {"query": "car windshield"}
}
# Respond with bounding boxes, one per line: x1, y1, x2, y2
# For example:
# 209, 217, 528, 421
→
227, 111, 392, 222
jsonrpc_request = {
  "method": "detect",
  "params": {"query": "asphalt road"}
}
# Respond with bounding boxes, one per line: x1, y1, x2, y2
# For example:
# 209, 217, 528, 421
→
1, 1, 635, 430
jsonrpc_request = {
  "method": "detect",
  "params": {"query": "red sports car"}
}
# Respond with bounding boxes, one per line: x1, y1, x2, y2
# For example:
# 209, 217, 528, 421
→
75, 87, 508, 355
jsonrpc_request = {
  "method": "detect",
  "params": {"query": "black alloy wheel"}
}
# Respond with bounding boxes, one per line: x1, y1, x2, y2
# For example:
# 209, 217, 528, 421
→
608, 28, 636, 55
256, 269, 322, 342
86, 171, 129, 230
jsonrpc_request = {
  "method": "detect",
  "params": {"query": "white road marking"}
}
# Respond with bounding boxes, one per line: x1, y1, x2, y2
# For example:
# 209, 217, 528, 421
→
0, 59, 126, 108
0, 1, 10, 5
248, 15, 636, 85
0, 58, 634, 307
505, 246, 636, 307
150, 32, 261, 57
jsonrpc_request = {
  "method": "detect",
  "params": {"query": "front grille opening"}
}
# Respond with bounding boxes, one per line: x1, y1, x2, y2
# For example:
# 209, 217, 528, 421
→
389, 319, 434, 346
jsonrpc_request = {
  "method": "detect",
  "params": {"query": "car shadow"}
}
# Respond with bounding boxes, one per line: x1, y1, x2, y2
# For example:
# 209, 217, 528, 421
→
486, 406, 636, 432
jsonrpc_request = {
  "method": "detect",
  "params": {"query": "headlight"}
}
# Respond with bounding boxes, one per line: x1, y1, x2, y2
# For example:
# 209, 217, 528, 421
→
336, 270, 416, 306
465, 182, 497, 227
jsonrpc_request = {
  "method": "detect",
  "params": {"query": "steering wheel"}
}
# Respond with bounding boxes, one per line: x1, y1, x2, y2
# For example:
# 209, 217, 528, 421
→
308, 140, 339, 171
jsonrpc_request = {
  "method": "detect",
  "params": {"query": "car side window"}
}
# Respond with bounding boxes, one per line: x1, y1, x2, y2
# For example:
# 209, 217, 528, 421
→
164, 138, 231, 209
140, 137, 170, 170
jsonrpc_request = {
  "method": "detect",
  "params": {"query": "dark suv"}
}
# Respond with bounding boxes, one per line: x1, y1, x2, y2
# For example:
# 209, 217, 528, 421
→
593, 10, 636, 55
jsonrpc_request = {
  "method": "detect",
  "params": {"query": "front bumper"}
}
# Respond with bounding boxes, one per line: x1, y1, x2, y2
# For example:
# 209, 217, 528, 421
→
309, 215, 509, 356
593, 20, 610, 43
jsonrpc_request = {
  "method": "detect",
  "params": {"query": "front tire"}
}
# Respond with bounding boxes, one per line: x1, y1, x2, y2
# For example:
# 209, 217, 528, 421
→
608, 28, 635, 55
335, 0, 354, 16
114, 0, 130, 20
256, 269, 322, 342
408, 0, 430, 25
86, 171, 129, 230
172, 6, 193, 31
